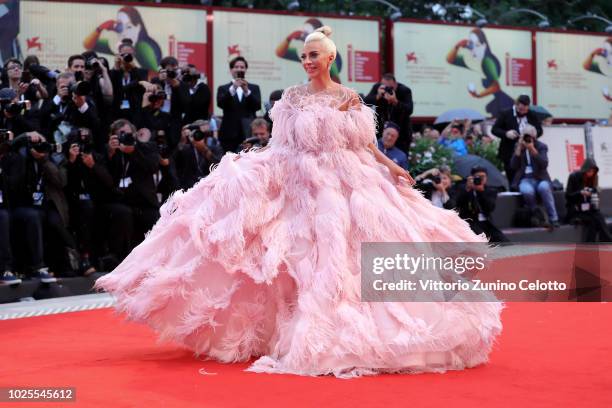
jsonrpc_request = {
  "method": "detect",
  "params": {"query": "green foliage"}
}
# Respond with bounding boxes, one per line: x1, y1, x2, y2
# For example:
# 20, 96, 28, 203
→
467, 138, 504, 171
408, 136, 455, 176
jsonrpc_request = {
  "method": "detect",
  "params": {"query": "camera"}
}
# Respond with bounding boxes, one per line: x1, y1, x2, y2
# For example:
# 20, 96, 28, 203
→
1, 100, 27, 116
118, 131, 136, 146
74, 71, 84, 82
384, 86, 394, 94
28, 137, 57, 154
473, 176, 482, 186
121, 53, 134, 64
85, 58, 100, 71
166, 70, 177, 80
148, 91, 167, 104
522, 134, 533, 144
182, 73, 195, 83
236, 71, 245, 80
187, 124, 212, 142
432, 175, 441, 184
69, 81, 91, 97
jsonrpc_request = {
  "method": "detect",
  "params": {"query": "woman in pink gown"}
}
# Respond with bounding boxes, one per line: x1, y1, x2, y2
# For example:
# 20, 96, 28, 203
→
95, 26, 502, 378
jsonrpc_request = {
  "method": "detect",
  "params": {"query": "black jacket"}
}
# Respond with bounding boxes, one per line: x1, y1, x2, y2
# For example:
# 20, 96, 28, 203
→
109, 68, 148, 119
509, 139, 551, 189
65, 151, 115, 205
363, 82, 413, 152
492, 107, 543, 163
174, 142, 222, 190
216, 82, 261, 150
185, 83, 211, 123
455, 184, 498, 222
565, 158, 600, 220
39, 97, 101, 143
107, 142, 161, 208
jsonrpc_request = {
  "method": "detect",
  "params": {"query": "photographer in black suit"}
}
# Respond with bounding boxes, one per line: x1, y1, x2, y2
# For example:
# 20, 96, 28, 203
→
39, 72, 101, 145
104, 119, 160, 261
455, 166, 509, 243
182, 64, 211, 123
216, 57, 261, 153
492, 95, 542, 187
109, 41, 149, 122
364, 73, 413, 153
174, 120, 222, 190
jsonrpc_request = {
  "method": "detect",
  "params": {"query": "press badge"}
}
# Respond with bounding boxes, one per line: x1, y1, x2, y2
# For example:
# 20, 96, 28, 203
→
33, 191, 44, 206
581, 203, 590, 212
120, 99, 130, 110
119, 177, 132, 189
79, 193, 91, 201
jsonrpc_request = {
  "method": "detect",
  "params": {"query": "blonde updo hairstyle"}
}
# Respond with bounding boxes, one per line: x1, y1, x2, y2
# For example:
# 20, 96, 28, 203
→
304, 26, 337, 62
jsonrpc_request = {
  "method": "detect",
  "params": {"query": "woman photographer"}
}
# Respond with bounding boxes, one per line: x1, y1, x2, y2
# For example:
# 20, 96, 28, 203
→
565, 158, 612, 242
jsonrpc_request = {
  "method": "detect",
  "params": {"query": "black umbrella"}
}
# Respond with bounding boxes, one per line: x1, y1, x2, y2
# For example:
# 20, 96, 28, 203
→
453, 154, 509, 191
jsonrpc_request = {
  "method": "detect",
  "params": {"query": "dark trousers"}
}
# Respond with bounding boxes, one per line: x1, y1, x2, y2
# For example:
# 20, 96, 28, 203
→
468, 219, 510, 243
0, 208, 12, 272
12, 205, 77, 274
575, 211, 612, 243
69, 199, 101, 257
503, 160, 516, 192
103, 203, 159, 261
11, 206, 46, 272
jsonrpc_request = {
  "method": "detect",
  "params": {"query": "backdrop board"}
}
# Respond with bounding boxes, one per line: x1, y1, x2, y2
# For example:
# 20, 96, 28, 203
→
538, 126, 586, 187
392, 21, 533, 119
19, 0, 208, 73
212, 10, 381, 115
536, 32, 612, 120
591, 126, 612, 189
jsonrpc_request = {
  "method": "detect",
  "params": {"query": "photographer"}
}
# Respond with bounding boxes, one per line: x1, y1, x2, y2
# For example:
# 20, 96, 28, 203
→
510, 124, 559, 228
217, 57, 262, 153
154, 58, 190, 116
414, 166, 455, 210
109, 41, 149, 122
175, 120, 222, 190
137, 81, 173, 146
65, 127, 115, 274
147, 127, 178, 204
565, 158, 611, 242
39, 72, 101, 145
439, 119, 470, 157
364, 73, 413, 153
455, 166, 509, 243
81, 51, 114, 135
0, 129, 20, 285
492, 95, 542, 187
9, 131, 78, 280
0, 88, 35, 137
243, 118, 270, 150
2, 58, 49, 103
376, 121, 408, 170
182, 64, 211, 123
104, 119, 160, 260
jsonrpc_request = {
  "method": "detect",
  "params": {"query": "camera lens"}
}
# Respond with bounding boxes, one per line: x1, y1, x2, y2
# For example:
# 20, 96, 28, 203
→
122, 53, 133, 64
166, 70, 177, 79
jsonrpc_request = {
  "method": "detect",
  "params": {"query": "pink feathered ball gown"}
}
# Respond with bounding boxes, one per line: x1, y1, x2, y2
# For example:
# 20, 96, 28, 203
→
95, 84, 503, 377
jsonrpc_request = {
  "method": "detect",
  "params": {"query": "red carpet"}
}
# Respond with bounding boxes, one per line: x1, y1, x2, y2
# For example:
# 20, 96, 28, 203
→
1, 303, 611, 407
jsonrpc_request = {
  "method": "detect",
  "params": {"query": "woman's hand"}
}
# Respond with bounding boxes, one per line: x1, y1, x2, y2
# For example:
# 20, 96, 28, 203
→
388, 162, 415, 186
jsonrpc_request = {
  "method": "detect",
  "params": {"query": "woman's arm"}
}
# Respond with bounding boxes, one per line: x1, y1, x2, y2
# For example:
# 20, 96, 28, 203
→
367, 141, 415, 185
